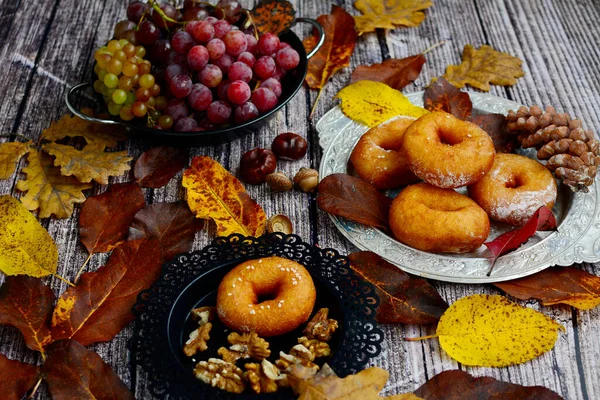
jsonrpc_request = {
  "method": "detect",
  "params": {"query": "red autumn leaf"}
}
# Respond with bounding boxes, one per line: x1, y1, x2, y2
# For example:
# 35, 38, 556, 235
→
350, 55, 426, 90
51, 238, 163, 346
133, 146, 188, 188
494, 267, 600, 310
348, 251, 448, 324
468, 113, 517, 153
0, 353, 38, 400
317, 173, 392, 231
79, 182, 145, 254
485, 206, 557, 276
42, 339, 135, 400
0, 275, 55, 353
251, 0, 296, 36
414, 369, 563, 400
424, 78, 473, 120
128, 202, 203, 261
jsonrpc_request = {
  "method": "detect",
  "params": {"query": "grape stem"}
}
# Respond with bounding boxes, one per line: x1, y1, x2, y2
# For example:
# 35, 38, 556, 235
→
243, 10, 259, 40
147, 0, 183, 30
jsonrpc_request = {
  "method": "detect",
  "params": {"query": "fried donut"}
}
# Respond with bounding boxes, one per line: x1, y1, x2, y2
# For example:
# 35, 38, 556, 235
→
403, 112, 495, 188
350, 116, 420, 189
216, 256, 316, 337
468, 153, 557, 226
389, 183, 490, 253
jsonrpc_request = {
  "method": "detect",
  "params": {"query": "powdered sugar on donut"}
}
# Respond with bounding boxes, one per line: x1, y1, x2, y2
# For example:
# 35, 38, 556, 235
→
491, 180, 557, 224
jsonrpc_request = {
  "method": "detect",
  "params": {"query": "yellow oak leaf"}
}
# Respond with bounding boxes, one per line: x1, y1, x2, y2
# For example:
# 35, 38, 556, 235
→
16, 149, 92, 218
41, 115, 127, 149
43, 143, 132, 185
182, 156, 266, 237
354, 0, 433, 35
0, 195, 58, 277
435, 294, 564, 367
442, 44, 525, 91
0, 141, 31, 179
336, 81, 428, 127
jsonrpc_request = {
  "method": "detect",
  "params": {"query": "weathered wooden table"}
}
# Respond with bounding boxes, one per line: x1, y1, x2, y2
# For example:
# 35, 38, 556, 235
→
1, 0, 599, 399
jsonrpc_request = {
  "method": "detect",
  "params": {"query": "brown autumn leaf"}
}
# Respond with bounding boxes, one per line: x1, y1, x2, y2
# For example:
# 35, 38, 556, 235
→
351, 55, 426, 90
0, 141, 31, 180
414, 369, 563, 400
128, 202, 203, 261
41, 115, 127, 149
133, 146, 188, 188
348, 251, 448, 324
423, 78, 472, 120
0, 276, 55, 353
51, 238, 163, 346
353, 0, 433, 35
79, 182, 145, 254
0, 353, 38, 400
317, 173, 392, 231
442, 44, 525, 91
251, 0, 296, 36
42, 339, 135, 400
467, 113, 517, 153
495, 267, 600, 310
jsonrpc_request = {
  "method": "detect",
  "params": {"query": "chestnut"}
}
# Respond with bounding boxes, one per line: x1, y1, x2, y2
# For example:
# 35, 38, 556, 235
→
239, 148, 277, 184
271, 132, 308, 160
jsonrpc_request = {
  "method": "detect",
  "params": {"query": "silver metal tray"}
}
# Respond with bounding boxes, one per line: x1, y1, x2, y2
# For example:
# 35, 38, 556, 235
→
317, 92, 600, 283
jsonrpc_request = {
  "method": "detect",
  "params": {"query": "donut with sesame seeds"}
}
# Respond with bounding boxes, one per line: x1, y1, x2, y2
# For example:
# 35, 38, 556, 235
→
216, 256, 316, 337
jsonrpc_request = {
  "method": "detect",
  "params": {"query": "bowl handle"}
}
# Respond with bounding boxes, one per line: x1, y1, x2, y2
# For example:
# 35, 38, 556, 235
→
296, 18, 325, 60
65, 82, 125, 126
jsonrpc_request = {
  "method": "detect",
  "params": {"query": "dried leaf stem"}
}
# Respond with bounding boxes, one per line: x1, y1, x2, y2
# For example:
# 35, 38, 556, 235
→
404, 334, 439, 341
74, 253, 93, 283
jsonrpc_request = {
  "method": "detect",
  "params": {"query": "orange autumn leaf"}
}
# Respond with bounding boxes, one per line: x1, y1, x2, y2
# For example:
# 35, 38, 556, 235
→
251, 0, 296, 36
353, 0, 433, 35
0, 354, 38, 400
182, 156, 266, 237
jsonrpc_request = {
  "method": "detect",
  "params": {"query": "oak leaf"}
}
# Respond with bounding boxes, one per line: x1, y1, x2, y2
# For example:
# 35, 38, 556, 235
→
495, 267, 600, 310
336, 81, 428, 127
0, 354, 38, 400
79, 182, 146, 254
43, 142, 131, 184
42, 339, 135, 400
348, 251, 448, 324
442, 44, 525, 91
16, 150, 92, 218
351, 55, 426, 90
41, 115, 127, 149
354, 0, 433, 35
0, 276, 55, 353
317, 174, 392, 231
133, 146, 188, 188
0, 195, 58, 277
467, 113, 516, 153
251, 0, 296, 36
423, 78, 472, 120
182, 156, 266, 237
128, 202, 203, 261
414, 370, 563, 400
0, 141, 31, 179
51, 238, 163, 345
425, 294, 564, 367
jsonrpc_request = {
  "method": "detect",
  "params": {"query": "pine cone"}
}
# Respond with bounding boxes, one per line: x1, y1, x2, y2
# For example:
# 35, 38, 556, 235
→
506, 105, 600, 192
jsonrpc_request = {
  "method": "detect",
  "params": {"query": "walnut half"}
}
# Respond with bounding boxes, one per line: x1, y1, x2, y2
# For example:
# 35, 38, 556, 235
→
303, 308, 338, 342
243, 359, 283, 394
217, 331, 271, 363
298, 336, 331, 359
183, 322, 212, 357
194, 358, 245, 394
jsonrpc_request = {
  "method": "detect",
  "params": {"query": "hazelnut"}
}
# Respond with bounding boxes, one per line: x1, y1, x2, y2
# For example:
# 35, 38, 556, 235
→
239, 148, 277, 185
266, 172, 292, 192
267, 214, 293, 235
271, 132, 308, 160
293, 168, 318, 192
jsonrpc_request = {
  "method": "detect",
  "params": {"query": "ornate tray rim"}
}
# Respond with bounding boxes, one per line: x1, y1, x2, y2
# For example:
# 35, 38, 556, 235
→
317, 92, 600, 284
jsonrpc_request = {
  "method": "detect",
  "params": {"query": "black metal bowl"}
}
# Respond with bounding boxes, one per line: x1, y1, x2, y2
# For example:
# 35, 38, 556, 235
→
66, 19, 324, 147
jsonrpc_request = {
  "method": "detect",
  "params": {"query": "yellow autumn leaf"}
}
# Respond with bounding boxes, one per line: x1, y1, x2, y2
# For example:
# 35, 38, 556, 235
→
0, 195, 58, 277
16, 149, 92, 218
0, 141, 31, 179
43, 143, 131, 185
435, 294, 564, 367
182, 156, 266, 237
41, 115, 127, 149
442, 44, 525, 91
354, 0, 433, 35
336, 81, 428, 127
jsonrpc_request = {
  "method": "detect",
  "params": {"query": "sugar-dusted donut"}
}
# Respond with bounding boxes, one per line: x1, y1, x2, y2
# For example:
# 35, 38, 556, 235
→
350, 116, 420, 190
468, 153, 557, 226
403, 112, 495, 188
216, 256, 316, 337
389, 183, 490, 253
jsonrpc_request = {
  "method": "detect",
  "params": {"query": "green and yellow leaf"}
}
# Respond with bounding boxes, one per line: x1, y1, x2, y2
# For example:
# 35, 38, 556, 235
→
0, 141, 31, 180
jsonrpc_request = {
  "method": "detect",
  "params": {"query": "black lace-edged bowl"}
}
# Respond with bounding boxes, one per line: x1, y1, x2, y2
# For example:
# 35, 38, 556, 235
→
130, 234, 383, 399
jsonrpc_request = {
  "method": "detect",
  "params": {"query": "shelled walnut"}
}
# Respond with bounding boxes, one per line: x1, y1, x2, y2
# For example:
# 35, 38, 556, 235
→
183, 322, 212, 357
217, 331, 271, 363
243, 359, 282, 394
303, 308, 339, 342
190, 306, 216, 326
194, 358, 245, 394
275, 351, 319, 375
298, 336, 331, 359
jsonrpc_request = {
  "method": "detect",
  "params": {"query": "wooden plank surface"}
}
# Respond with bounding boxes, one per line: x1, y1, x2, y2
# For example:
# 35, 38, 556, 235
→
0, 0, 599, 399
